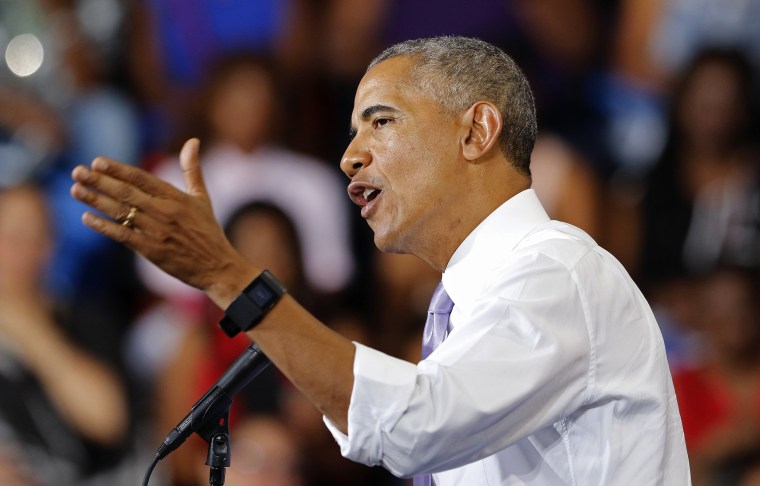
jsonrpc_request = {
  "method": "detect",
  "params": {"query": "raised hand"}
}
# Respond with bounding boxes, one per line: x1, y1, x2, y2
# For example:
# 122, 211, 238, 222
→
72, 138, 357, 435
70, 138, 257, 307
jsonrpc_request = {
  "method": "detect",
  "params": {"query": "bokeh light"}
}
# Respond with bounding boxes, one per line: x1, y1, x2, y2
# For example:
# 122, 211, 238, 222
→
5, 33, 44, 77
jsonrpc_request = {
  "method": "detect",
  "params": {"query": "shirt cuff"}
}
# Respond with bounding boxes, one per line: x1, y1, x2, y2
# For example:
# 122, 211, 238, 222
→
324, 341, 419, 467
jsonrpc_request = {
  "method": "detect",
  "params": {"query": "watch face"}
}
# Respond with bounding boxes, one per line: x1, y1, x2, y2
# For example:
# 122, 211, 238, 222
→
250, 284, 276, 307
221, 271, 286, 338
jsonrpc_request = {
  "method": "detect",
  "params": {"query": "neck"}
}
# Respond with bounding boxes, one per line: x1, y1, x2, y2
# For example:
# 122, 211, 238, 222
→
418, 169, 531, 273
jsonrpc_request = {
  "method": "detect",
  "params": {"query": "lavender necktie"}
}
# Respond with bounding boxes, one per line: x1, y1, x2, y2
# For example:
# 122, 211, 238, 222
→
414, 282, 454, 486
421, 282, 454, 360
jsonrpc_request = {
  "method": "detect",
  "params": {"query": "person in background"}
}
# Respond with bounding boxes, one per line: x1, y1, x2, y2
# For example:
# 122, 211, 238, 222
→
0, 0, 141, 303
146, 200, 392, 485
137, 52, 354, 303
630, 48, 760, 371
149, 201, 306, 485
193, 414, 304, 486
637, 48, 759, 285
0, 185, 130, 485
673, 266, 760, 485
609, 0, 760, 178
125, 0, 316, 152
125, 59, 355, 465
529, 134, 603, 243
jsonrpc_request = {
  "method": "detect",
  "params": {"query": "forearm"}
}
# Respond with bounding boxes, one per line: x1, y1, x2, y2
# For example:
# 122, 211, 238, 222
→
247, 295, 356, 432
205, 263, 356, 433
0, 87, 65, 146
21, 329, 128, 445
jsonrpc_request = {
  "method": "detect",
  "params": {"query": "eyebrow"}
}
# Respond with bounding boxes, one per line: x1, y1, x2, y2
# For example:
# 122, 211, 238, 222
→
349, 104, 401, 140
361, 104, 399, 119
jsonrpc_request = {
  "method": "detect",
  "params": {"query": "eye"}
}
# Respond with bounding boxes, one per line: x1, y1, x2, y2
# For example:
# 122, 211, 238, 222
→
372, 117, 391, 129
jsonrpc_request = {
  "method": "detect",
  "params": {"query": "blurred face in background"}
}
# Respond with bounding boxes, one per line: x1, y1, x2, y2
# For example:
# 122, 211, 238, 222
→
513, 0, 599, 69
226, 205, 301, 292
697, 269, 760, 362
0, 186, 52, 290
197, 416, 303, 486
677, 58, 749, 150
208, 63, 276, 153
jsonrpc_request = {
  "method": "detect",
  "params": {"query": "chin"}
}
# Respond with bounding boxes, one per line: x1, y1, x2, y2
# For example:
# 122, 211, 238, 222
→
372, 229, 408, 255
372, 236, 394, 254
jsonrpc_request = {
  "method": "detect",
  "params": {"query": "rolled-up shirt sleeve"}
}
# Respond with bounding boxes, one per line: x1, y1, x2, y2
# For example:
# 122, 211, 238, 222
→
324, 252, 593, 478
324, 343, 420, 469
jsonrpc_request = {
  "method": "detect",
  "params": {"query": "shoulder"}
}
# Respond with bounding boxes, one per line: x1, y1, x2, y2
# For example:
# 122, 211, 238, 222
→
513, 221, 600, 272
495, 221, 639, 310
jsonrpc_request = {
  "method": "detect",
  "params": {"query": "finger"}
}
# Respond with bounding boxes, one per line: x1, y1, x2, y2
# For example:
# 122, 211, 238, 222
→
81, 210, 148, 250
87, 155, 179, 198
71, 166, 150, 216
179, 138, 209, 198
71, 180, 166, 236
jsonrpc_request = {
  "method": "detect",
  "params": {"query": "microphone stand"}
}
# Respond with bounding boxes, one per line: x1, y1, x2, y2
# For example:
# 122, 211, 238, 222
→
148, 344, 272, 486
204, 410, 231, 486
184, 385, 233, 485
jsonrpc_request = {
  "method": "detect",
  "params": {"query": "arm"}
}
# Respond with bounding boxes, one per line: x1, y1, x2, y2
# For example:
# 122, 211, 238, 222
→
0, 87, 66, 152
0, 446, 40, 486
0, 291, 127, 445
70, 139, 355, 431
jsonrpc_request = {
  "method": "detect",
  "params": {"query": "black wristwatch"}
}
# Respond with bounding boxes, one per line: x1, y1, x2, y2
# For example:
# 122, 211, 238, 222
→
219, 270, 287, 338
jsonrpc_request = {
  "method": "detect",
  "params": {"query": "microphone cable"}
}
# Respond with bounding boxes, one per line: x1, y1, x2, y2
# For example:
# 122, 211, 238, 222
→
142, 454, 160, 486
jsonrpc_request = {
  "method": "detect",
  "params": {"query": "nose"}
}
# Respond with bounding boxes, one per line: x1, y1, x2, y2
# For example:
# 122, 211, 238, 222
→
340, 139, 371, 179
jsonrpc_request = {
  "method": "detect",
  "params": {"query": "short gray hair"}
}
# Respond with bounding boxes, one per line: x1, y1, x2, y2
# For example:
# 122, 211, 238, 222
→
368, 36, 536, 175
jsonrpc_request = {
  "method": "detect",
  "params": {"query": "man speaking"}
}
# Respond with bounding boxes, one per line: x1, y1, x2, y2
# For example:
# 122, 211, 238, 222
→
71, 36, 690, 485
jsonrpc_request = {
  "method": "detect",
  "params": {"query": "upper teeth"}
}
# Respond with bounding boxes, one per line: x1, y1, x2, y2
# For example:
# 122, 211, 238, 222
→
363, 188, 376, 200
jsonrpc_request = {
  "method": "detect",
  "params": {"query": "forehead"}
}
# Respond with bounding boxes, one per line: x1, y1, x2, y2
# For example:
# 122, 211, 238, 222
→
352, 57, 422, 116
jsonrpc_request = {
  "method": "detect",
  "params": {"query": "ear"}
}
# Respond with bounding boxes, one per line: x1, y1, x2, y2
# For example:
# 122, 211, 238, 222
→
460, 101, 503, 162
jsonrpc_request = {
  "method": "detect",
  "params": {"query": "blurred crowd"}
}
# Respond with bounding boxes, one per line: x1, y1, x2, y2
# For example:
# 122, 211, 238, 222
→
1, 0, 759, 485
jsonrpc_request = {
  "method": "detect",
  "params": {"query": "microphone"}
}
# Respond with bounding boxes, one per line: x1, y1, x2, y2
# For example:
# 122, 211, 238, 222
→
155, 343, 272, 460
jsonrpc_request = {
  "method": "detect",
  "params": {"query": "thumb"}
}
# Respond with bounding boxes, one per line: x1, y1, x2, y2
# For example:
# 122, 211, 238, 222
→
179, 138, 208, 197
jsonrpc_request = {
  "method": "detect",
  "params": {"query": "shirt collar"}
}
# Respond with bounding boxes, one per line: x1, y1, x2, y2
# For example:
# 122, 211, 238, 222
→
442, 188, 550, 312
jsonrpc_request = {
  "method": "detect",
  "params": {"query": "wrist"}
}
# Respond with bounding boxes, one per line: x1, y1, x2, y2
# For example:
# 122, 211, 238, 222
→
205, 260, 261, 309
219, 270, 287, 338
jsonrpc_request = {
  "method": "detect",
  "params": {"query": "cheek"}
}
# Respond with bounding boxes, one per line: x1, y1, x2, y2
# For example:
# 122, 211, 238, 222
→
377, 127, 457, 223
384, 134, 439, 185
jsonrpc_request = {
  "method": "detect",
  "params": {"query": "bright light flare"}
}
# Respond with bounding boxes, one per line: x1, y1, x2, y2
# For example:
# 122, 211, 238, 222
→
5, 33, 44, 77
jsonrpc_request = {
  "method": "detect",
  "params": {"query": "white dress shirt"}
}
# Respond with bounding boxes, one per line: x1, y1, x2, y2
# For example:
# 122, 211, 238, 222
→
325, 189, 691, 485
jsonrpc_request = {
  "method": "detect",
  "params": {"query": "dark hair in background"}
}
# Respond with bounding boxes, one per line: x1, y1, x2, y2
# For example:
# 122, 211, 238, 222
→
670, 47, 758, 147
638, 47, 760, 286
223, 200, 307, 300
168, 51, 285, 154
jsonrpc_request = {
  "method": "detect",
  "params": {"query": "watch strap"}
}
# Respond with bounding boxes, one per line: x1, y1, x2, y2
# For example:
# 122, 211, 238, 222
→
219, 270, 287, 337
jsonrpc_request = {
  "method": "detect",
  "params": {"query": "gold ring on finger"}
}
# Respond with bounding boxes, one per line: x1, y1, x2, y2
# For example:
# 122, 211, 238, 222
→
122, 206, 137, 228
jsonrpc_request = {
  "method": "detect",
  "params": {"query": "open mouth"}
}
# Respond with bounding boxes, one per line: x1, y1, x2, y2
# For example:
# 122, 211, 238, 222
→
348, 182, 382, 208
